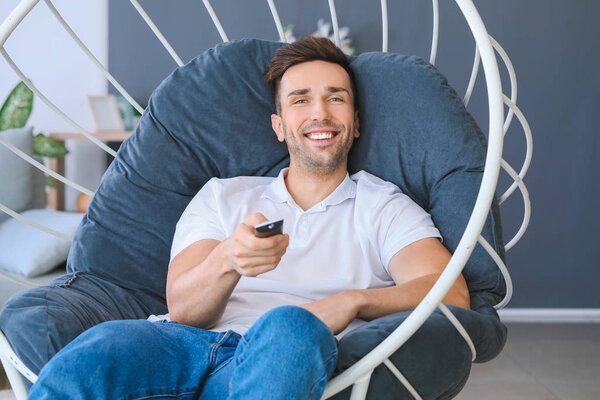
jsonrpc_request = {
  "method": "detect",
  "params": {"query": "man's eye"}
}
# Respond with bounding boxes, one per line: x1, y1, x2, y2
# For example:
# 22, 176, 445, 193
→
330, 97, 343, 102
294, 99, 307, 104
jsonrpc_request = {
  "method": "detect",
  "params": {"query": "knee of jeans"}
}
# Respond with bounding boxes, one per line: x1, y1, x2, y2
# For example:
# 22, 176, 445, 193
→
242, 306, 338, 378
263, 306, 333, 340
255, 306, 337, 361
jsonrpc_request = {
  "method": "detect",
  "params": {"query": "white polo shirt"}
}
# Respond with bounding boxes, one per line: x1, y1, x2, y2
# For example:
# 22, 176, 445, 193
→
165, 168, 441, 339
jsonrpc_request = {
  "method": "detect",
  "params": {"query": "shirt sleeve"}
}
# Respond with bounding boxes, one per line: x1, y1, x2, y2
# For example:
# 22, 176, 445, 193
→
375, 190, 442, 273
170, 178, 227, 262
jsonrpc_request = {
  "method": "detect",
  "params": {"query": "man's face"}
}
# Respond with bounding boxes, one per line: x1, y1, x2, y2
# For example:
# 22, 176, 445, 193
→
271, 60, 360, 175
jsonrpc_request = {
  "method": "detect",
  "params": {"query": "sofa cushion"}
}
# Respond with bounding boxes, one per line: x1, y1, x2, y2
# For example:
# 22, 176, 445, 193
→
0, 127, 33, 224
0, 209, 83, 277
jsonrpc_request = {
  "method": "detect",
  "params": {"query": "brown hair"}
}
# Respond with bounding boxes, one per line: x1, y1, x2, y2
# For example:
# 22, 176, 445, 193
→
263, 36, 358, 113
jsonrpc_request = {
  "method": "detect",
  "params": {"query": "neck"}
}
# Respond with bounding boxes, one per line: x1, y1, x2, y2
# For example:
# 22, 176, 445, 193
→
284, 162, 348, 211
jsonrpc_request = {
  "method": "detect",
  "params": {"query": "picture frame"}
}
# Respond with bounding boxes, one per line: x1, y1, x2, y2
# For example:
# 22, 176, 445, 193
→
115, 95, 141, 131
87, 95, 125, 131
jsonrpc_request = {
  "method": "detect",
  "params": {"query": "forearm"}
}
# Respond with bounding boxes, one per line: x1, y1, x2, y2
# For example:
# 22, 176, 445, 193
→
167, 239, 241, 328
352, 273, 470, 322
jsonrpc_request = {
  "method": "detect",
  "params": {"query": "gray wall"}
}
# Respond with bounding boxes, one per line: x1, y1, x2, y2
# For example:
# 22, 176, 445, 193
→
108, 0, 600, 308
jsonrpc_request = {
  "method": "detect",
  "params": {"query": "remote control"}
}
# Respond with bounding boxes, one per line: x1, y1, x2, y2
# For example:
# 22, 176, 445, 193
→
254, 219, 284, 238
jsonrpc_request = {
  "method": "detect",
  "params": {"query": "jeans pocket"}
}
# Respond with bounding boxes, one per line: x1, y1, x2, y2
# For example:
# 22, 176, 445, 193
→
51, 271, 80, 288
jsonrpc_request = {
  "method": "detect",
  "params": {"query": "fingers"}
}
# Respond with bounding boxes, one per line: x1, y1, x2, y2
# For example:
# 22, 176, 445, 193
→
233, 233, 289, 260
230, 239, 288, 277
229, 214, 290, 277
235, 213, 287, 253
236, 236, 288, 276
235, 232, 289, 256
232, 255, 282, 277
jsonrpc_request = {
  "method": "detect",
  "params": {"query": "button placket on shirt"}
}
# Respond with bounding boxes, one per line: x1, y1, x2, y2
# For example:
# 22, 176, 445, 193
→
292, 203, 328, 247
294, 211, 309, 246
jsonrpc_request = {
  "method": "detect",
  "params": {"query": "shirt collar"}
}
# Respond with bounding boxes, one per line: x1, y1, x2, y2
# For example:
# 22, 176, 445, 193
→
262, 168, 356, 209
262, 168, 291, 204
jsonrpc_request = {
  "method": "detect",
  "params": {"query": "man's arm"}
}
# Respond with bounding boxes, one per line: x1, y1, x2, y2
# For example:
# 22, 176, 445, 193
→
300, 237, 470, 334
354, 237, 470, 321
167, 213, 289, 328
167, 239, 239, 328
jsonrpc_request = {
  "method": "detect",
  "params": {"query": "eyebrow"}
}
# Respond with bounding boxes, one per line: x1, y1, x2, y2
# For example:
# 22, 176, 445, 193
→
286, 86, 351, 98
327, 86, 350, 95
287, 88, 310, 98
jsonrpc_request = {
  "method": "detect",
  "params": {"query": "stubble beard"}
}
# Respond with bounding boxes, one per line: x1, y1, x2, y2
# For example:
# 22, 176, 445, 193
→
282, 120, 355, 176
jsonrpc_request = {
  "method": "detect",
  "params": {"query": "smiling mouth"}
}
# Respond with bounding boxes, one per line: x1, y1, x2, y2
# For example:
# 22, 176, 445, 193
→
304, 131, 339, 140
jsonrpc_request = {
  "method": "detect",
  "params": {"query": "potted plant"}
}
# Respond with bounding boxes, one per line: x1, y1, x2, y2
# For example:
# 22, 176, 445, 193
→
0, 81, 69, 188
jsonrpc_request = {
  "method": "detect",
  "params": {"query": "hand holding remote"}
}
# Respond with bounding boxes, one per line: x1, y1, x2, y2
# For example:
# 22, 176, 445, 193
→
225, 213, 288, 277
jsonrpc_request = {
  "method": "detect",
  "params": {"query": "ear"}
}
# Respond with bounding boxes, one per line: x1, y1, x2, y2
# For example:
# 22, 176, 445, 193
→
353, 109, 360, 139
271, 114, 285, 142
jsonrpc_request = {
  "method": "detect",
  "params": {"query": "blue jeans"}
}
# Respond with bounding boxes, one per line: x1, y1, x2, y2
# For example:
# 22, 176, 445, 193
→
28, 305, 338, 399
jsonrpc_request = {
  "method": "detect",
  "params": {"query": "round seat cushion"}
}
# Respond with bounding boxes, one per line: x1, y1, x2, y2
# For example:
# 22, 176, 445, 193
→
69, 38, 504, 308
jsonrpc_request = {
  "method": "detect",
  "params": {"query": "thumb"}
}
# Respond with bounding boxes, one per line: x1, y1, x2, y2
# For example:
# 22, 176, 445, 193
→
242, 212, 268, 227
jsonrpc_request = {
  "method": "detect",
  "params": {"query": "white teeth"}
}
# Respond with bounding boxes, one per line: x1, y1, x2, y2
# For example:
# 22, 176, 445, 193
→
307, 132, 334, 140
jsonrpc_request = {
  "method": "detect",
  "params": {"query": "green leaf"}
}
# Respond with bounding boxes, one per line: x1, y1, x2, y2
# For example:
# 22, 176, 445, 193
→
0, 81, 34, 131
45, 175, 58, 188
33, 133, 69, 158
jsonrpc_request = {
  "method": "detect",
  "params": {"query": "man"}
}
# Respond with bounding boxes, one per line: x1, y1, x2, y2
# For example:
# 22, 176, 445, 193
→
29, 36, 470, 399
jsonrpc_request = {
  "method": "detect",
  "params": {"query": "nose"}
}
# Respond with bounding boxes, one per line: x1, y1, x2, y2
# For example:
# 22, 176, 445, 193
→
310, 99, 330, 121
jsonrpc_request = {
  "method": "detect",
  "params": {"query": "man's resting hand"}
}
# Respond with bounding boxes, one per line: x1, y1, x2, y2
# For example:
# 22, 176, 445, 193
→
224, 213, 289, 277
300, 291, 360, 335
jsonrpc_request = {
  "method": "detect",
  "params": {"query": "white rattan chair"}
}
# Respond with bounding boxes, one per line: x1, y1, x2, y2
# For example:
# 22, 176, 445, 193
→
0, 1, 532, 399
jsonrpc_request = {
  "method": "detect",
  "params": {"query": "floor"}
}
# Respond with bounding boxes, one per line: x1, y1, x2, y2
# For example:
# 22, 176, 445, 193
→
456, 323, 600, 400
1, 323, 599, 400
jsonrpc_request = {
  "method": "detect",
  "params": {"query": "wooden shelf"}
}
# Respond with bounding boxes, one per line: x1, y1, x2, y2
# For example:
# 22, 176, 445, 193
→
49, 131, 133, 142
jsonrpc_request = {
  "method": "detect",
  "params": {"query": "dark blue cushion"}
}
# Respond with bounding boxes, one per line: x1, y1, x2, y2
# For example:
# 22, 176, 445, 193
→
69, 38, 505, 306
1, 39, 507, 388
348, 52, 505, 301
331, 292, 506, 399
